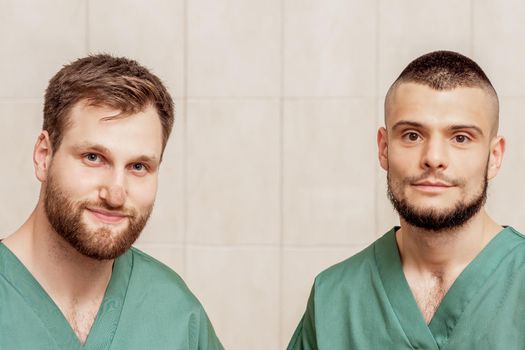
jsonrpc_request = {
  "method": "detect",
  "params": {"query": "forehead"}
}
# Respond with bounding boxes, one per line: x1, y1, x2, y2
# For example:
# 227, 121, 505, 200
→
60, 101, 163, 158
385, 83, 496, 132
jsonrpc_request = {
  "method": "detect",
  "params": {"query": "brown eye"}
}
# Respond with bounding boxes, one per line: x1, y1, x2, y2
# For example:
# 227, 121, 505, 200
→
407, 132, 419, 141
455, 135, 467, 143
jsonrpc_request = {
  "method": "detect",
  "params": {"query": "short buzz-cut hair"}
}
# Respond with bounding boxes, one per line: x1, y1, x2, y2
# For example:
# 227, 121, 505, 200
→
43, 54, 174, 155
385, 50, 499, 131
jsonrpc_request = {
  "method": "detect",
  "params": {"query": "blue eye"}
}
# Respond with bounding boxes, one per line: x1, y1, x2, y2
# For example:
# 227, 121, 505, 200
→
132, 163, 145, 171
86, 153, 99, 162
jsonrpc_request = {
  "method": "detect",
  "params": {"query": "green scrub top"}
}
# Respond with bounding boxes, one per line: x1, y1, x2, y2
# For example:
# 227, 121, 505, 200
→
288, 226, 525, 350
0, 244, 223, 350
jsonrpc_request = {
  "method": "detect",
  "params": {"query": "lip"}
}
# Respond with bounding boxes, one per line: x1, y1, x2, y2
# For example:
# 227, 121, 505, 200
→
412, 180, 454, 193
413, 180, 453, 187
87, 208, 128, 224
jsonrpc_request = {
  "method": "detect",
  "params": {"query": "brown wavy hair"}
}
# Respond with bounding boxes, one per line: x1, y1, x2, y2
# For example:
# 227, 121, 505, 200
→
43, 54, 174, 155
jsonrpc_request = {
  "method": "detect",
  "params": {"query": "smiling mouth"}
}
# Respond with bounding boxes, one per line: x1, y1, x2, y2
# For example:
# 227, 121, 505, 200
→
87, 208, 129, 224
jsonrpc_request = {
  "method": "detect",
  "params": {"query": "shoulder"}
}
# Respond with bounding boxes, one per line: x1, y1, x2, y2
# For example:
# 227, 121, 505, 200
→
314, 243, 375, 290
313, 228, 395, 293
316, 244, 374, 284
114, 248, 223, 348
128, 247, 203, 309
129, 246, 185, 285
502, 226, 525, 258
507, 226, 525, 241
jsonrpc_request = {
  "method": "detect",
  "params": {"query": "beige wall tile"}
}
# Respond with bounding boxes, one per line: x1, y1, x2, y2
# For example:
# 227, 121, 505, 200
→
284, 0, 376, 97
0, 103, 42, 238
378, 0, 472, 97
187, 0, 280, 97
0, 0, 86, 98
283, 98, 376, 245
132, 243, 185, 278
473, 0, 525, 96
88, 0, 184, 97
281, 246, 366, 348
186, 99, 280, 245
486, 98, 525, 232
186, 246, 280, 350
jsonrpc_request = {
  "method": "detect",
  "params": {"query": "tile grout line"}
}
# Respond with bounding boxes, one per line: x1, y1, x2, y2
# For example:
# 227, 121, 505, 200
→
138, 243, 370, 250
85, 0, 90, 54
374, 0, 381, 239
469, 0, 474, 58
182, 0, 189, 279
278, 0, 285, 347
0, 98, 43, 103
185, 95, 376, 100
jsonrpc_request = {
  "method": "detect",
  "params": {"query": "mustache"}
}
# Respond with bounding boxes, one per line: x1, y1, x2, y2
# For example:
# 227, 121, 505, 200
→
402, 170, 465, 187
78, 200, 137, 218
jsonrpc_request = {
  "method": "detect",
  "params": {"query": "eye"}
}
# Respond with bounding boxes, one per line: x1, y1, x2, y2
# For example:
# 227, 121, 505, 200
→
454, 134, 470, 143
85, 153, 100, 162
131, 163, 148, 173
403, 132, 421, 142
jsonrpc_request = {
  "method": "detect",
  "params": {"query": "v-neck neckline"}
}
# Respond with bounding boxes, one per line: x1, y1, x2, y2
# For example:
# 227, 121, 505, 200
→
0, 242, 132, 349
374, 226, 516, 350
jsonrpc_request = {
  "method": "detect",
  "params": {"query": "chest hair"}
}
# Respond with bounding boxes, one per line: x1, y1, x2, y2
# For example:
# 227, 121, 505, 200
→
409, 275, 450, 324
62, 298, 102, 344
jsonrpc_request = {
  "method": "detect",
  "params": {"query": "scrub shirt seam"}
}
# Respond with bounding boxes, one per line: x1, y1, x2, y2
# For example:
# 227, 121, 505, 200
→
0, 273, 62, 349
438, 239, 525, 349
372, 242, 417, 349
103, 251, 134, 350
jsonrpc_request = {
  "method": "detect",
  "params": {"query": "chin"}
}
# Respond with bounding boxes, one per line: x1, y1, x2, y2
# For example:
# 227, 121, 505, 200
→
409, 197, 460, 211
69, 226, 138, 261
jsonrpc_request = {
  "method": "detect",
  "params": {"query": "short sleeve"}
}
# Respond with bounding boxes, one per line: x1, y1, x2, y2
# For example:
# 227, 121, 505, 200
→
189, 306, 224, 350
287, 284, 318, 350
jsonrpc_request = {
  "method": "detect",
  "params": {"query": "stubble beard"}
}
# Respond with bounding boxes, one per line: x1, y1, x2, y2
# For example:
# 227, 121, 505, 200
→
387, 164, 488, 232
44, 172, 152, 261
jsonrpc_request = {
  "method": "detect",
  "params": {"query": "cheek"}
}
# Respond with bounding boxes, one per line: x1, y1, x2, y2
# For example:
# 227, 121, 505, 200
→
49, 162, 101, 199
452, 153, 487, 179
127, 178, 158, 209
387, 149, 416, 175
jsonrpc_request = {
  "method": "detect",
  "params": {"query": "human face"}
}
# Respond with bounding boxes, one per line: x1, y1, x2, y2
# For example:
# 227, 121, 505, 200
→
40, 101, 163, 260
378, 83, 504, 231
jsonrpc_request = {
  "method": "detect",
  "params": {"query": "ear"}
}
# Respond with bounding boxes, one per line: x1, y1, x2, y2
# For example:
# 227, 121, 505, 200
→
34, 131, 53, 182
487, 135, 505, 180
377, 127, 388, 171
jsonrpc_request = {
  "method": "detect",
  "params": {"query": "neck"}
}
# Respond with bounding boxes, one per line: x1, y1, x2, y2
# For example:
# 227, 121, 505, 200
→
396, 209, 503, 277
3, 201, 113, 308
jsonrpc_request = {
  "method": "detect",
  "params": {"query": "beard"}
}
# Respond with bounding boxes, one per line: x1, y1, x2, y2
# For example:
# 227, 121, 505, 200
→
387, 164, 488, 232
44, 172, 152, 260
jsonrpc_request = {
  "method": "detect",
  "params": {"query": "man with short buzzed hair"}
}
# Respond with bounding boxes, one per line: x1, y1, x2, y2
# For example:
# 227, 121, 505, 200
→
0, 54, 223, 350
288, 51, 525, 349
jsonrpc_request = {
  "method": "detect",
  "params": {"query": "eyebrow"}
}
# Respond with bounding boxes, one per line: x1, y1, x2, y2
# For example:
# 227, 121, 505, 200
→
391, 120, 484, 136
133, 155, 159, 166
72, 143, 111, 155
449, 124, 484, 136
72, 142, 159, 164
391, 120, 423, 131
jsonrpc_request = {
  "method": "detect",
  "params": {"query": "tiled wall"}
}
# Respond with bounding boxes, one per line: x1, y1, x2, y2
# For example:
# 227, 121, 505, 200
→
1, 1, 524, 349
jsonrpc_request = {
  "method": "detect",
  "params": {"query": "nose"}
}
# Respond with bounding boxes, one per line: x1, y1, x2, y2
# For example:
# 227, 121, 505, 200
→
420, 137, 448, 171
99, 170, 127, 208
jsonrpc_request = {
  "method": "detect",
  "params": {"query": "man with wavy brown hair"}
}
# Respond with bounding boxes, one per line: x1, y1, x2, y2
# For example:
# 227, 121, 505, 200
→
0, 54, 223, 350
288, 51, 525, 349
